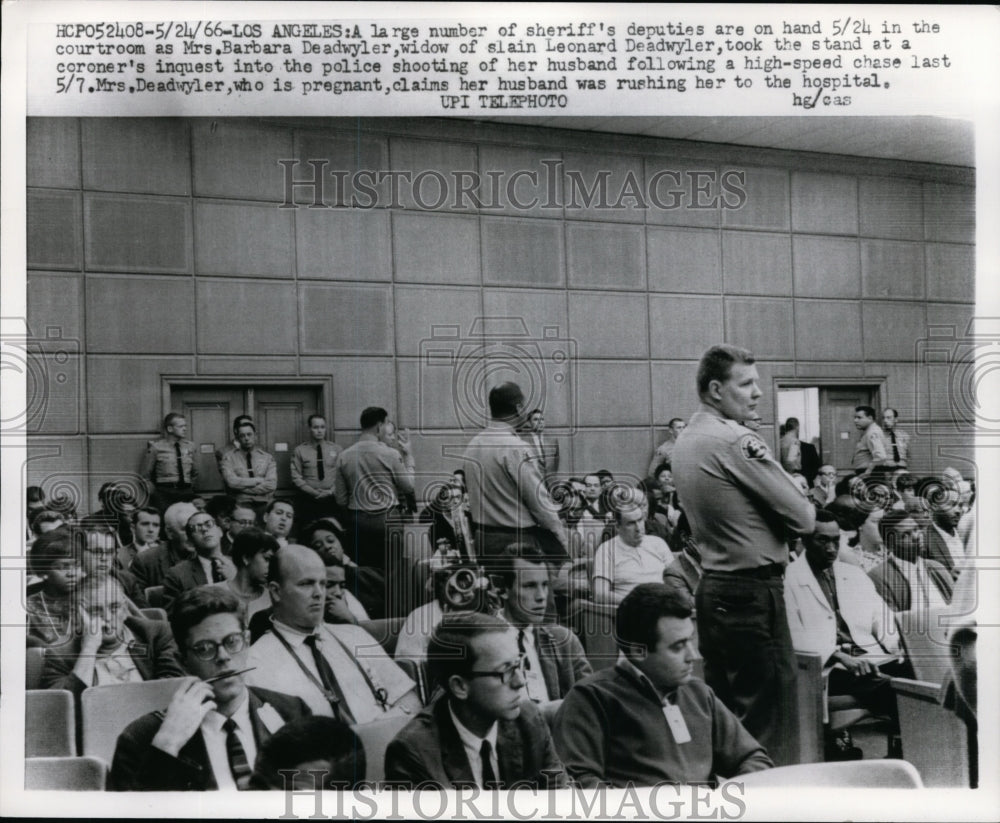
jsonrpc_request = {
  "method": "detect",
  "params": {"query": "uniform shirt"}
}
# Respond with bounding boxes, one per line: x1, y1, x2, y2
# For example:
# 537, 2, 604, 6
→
462, 421, 563, 536
333, 438, 413, 512
672, 410, 815, 572
592, 534, 674, 603
852, 423, 888, 471
140, 437, 199, 486
291, 440, 342, 495
448, 701, 499, 789
198, 691, 256, 791
219, 447, 278, 503
884, 427, 911, 467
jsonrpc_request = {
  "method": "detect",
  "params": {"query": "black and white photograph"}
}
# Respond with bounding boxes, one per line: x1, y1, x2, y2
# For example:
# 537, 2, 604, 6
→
2, 3, 997, 820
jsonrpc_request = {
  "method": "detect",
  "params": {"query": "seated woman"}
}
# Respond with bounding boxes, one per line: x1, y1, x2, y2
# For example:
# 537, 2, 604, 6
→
302, 518, 385, 620
207, 527, 277, 625
26, 529, 82, 648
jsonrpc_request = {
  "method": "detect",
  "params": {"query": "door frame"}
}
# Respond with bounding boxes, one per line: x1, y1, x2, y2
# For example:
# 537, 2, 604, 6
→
772, 376, 885, 457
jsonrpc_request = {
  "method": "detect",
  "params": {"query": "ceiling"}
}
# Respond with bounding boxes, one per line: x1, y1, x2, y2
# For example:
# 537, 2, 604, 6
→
475, 116, 974, 167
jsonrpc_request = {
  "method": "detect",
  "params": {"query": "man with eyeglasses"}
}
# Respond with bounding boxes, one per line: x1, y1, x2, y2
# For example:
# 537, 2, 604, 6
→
110, 587, 310, 791
162, 512, 238, 612
385, 610, 568, 790
808, 465, 839, 508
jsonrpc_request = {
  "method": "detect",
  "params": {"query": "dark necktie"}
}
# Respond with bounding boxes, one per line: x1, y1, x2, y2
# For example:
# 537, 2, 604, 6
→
245, 451, 255, 477
210, 557, 227, 583
890, 430, 900, 463
222, 717, 252, 789
480, 739, 498, 788
316, 443, 325, 481
517, 628, 531, 671
175, 441, 185, 485
303, 634, 344, 721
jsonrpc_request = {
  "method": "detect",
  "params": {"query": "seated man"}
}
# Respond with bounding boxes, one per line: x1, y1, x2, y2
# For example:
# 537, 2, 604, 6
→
26, 529, 82, 648
78, 480, 136, 550
76, 526, 148, 610
116, 507, 162, 573
130, 502, 200, 592
109, 587, 311, 791
592, 501, 673, 605
785, 511, 907, 750
321, 554, 370, 626
553, 583, 771, 787
494, 544, 591, 705
42, 576, 184, 695
247, 544, 420, 724
262, 500, 295, 547
204, 495, 238, 556
250, 716, 365, 791
162, 511, 237, 611
868, 508, 954, 612
385, 611, 568, 789
208, 527, 277, 626
808, 465, 839, 508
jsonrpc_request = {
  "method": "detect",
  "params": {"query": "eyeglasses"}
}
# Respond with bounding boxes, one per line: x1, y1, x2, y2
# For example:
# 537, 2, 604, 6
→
190, 520, 217, 532
83, 546, 116, 556
232, 519, 256, 527
187, 631, 248, 661
467, 655, 526, 686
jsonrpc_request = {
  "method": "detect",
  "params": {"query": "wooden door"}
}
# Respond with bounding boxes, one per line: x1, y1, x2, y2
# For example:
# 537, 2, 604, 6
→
252, 387, 322, 494
175, 388, 246, 493
819, 387, 879, 472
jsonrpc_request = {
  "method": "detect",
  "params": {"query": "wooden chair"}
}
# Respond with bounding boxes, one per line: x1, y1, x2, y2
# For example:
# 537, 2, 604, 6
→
26, 646, 46, 690
80, 677, 187, 767
568, 599, 619, 670
26, 690, 76, 757
24, 756, 108, 790
351, 714, 416, 782
722, 758, 922, 788
891, 677, 973, 787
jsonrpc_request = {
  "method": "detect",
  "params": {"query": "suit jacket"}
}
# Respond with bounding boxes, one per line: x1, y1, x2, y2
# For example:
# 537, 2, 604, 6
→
41, 616, 185, 697
384, 694, 567, 789
784, 555, 900, 662
662, 551, 702, 600
109, 686, 311, 791
427, 508, 475, 562
534, 624, 592, 701
162, 555, 236, 610
800, 442, 821, 486
868, 557, 954, 613
130, 542, 190, 591
924, 526, 964, 579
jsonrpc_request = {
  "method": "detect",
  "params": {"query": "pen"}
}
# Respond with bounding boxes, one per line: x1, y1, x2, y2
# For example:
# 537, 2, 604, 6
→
204, 666, 256, 683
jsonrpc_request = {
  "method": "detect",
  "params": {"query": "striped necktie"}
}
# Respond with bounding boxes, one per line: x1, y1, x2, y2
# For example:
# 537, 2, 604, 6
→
223, 717, 252, 789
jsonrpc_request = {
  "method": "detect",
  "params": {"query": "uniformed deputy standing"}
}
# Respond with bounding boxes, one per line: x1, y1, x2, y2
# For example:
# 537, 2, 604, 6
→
672, 344, 815, 767
140, 412, 198, 514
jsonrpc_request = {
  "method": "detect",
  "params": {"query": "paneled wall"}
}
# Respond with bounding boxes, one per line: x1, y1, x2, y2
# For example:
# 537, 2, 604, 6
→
25, 117, 976, 509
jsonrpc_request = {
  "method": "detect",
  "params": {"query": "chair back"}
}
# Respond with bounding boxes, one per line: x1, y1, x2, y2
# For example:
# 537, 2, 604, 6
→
26, 646, 47, 690
81, 677, 187, 766
891, 677, 972, 787
144, 586, 165, 609
26, 690, 77, 757
727, 758, 923, 788
792, 652, 825, 764
140, 607, 169, 622
569, 600, 618, 670
894, 606, 952, 685
358, 617, 406, 657
351, 714, 415, 782
24, 756, 108, 790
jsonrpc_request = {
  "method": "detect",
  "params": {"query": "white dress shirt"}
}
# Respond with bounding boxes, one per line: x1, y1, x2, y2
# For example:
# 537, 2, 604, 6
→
199, 690, 256, 791
448, 701, 499, 789
932, 524, 967, 569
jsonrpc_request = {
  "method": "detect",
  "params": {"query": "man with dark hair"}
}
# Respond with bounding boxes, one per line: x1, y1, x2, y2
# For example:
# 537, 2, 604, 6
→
522, 407, 559, 489
129, 501, 200, 591
161, 511, 237, 611
250, 716, 365, 790
262, 500, 295, 546
109, 587, 310, 791
79, 480, 137, 550
852, 406, 888, 476
495, 544, 591, 705
291, 413, 342, 527
553, 583, 771, 787
868, 509, 954, 612
385, 611, 568, 789
141, 412, 199, 512
333, 406, 415, 575
881, 407, 911, 470
925, 500, 967, 579
463, 382, 569, 568
248, 544, 419, 723
220, 421, 278, 515
204, 495, 238, 555
648, 417, 687, 477
671, 344, 814, 767
115, 506, 161, 573
809, 465, 839, 508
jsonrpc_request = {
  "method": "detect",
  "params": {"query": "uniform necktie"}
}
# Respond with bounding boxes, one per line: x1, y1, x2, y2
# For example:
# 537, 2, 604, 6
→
480, 740, 498, 788
210, 557, 227, 583
175, 441, 185, 484
316, 443, 325, 481
890, 430, 900, 464
222, 717, 252, 789
303, 634, 344, 721
245, 451, 255, 477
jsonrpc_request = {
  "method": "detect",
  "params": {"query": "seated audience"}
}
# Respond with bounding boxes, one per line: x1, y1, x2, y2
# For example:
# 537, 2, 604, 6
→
76, 526, 148, 610
116, 506, 162, 572
808, 465, 838, 508
109, 587, 311, 791
825, 494, 881, 572
42, 576, 183, 695
302, 518, 385, 620
495, 544, 591, 705
925, 500, 968, 579
26, 529, 82, 647
78, 480, 136, 549
130, 502, 200, 591
868, 509, 954, 612
162, 511, 237, 611
262, 500, 295, 547
250, 716, 365, 790
553, 583, 772, 787
208, 527, 277, 626
424, 482, 475, 563
321, 554, 370, 625
385, 611, 568, 789
592, 499, 673, 605
247, 544, 419, 723
204, 495, 239, 556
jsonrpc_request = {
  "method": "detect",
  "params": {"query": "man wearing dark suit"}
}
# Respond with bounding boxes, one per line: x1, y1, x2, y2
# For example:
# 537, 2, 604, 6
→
110, 587, 311, 791
162, 511, 237, 611
924, 502, 967, 580
425, 482, 476, 562
130, 502, 200, 592
522, 408, 559, 489
495, 544, 591, 706
42, 576, 184, 696
868, 509, 954, 612
385, 611, 568, 789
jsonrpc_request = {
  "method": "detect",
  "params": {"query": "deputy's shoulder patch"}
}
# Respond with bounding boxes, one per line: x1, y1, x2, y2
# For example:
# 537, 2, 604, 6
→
739, 434, 769, 460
